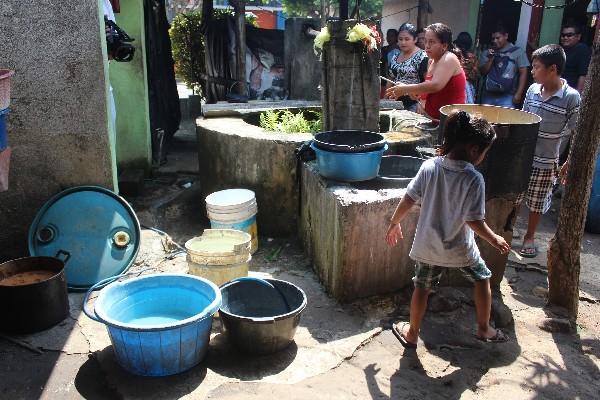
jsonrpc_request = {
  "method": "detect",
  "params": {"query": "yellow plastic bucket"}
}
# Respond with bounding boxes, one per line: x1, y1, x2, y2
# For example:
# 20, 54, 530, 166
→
185, 229, 252, 286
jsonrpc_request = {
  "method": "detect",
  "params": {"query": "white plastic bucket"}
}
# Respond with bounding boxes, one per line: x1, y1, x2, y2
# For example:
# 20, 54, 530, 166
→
185, 229, 252, 286
206, 189, 258, 253
207, 202, 258, 223
206, 189, 256, 212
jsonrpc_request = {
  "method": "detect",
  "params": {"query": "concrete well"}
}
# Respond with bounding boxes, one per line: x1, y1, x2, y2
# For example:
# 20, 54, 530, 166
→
299, 162, 419, 302
299, 161, 520, 301
197, 116, 310, 236
197, 108, 434, 237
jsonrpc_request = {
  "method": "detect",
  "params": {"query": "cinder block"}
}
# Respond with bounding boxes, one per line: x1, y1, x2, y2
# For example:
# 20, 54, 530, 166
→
299, 162, 419, 302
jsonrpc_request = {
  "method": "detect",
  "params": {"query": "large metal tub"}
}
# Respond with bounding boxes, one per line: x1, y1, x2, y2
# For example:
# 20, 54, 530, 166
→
439, 104, 541, 199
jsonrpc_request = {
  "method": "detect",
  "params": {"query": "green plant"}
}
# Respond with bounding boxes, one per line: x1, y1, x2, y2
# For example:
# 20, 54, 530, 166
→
169, 11, 205, 95
260, 110, 322, 133
260, 109, 281, 131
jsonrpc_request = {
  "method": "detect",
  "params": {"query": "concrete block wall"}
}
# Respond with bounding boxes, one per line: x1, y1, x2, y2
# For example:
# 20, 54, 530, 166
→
300, 162, 420, 302
0, 0, 115, 260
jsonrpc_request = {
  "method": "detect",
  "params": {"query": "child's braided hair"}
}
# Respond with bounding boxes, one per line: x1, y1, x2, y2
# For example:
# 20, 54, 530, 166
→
438, 110, 496, 156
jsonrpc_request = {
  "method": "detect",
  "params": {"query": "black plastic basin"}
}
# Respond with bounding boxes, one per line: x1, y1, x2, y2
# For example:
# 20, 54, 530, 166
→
219, 278, 307, 355
350, 155, 425, 190
314, 130, 386, 153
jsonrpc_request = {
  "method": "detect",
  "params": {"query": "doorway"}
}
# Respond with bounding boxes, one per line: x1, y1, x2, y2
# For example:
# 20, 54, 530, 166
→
562, 0, 596, 46
478, 0, 523, 50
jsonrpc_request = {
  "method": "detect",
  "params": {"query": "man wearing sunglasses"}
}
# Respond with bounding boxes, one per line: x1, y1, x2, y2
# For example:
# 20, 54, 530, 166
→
560, 23, 591, 93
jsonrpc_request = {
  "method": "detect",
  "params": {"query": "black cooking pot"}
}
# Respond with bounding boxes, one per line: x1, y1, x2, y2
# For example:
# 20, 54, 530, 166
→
0, 256, 69, 333
314, 130, 386, 153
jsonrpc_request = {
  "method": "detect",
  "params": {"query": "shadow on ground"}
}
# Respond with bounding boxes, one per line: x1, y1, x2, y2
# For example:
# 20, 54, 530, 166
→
206, 333, 298, 380
365, 301, 522, 400
80, 346, 208, 399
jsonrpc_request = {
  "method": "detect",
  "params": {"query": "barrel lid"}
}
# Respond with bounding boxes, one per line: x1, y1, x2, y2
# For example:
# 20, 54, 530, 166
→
28, 186, 140, 290
206, 189, 256, 209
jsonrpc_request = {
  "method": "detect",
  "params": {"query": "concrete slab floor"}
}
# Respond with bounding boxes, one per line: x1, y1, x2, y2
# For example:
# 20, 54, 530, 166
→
2, 204, 600, 400
159, 119, 199, 175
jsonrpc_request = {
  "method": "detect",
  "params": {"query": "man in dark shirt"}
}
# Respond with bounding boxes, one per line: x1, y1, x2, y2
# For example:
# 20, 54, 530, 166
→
381, 29, 399, 75
560, 23, 591, 92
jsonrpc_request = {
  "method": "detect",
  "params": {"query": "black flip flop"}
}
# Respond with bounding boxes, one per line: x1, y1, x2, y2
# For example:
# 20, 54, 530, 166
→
392, 322, 417, 349
475, 329, 509, 343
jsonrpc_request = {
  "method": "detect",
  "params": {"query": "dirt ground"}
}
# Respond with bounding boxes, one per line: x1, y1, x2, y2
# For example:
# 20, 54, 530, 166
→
1, 128, 600, 399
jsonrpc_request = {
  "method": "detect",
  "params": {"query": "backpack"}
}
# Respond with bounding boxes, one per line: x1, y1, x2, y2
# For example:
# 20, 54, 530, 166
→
485, 46, 519, 93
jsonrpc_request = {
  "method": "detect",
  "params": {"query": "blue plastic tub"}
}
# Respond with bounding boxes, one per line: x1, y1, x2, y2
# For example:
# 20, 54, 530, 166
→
586, 150, 600, 233
84, 274, 221, 376
311, 142, 388, 182
0, 108, 9, 151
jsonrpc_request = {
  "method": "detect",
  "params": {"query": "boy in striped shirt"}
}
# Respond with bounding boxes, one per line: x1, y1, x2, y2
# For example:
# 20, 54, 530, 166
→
518, 44, 581, 258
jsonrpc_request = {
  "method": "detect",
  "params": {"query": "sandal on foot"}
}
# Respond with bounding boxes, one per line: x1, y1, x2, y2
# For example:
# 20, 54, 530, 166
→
519, 241, 537, 258
475, 329, 509, 343
392, 322, 417, 349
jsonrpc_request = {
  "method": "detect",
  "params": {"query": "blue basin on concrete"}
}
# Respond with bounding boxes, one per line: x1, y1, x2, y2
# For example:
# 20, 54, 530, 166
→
311, 143, 388, 182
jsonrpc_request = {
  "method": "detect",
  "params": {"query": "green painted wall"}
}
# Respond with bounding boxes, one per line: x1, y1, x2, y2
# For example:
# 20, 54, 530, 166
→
468, 0, 480, 44
99, 0, 119, 190
539, 0, 565, 46
110, 0, 152, 172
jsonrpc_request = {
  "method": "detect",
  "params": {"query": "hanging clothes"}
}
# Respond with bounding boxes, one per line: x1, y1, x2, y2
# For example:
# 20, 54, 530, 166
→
144, 0, 181, 146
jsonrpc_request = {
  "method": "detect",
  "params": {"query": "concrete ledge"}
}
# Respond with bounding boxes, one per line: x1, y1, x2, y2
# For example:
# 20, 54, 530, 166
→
299, 162, 419, 302
201, 100, 405, 118
197, 117, 310, 236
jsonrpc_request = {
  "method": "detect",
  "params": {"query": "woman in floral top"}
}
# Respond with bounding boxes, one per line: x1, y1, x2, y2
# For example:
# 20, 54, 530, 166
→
387, 23, 428, 112
454, 32, 479, 103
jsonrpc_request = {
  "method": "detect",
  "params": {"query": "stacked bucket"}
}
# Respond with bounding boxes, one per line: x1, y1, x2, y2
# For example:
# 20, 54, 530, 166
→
184, 189, 258, 287
185, 229, 252, 286
205, 189, 259, 254
0, 69, 14, 192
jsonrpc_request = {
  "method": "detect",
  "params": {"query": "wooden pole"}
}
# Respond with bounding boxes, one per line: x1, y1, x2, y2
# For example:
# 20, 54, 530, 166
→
417, 0, 430, 31
232, 0, 246, 96
321, 20, 380, 132
547, 41, 600, 319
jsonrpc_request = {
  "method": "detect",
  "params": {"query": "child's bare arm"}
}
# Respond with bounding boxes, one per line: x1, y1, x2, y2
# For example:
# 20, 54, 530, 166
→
465, 220, 510, 254
390, 195, 416, 225
386, 195, 416, 246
